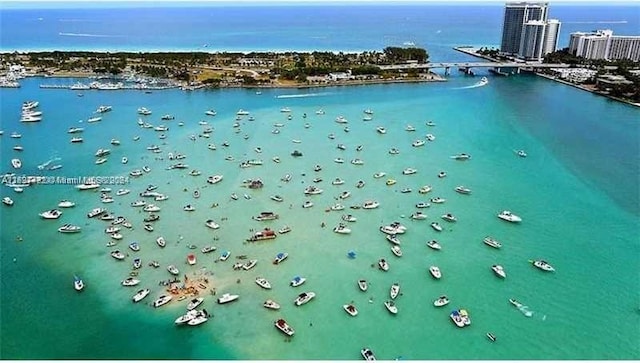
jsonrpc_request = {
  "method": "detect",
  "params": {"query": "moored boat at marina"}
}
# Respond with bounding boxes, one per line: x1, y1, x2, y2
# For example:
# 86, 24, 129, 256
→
274, 318, 294, 336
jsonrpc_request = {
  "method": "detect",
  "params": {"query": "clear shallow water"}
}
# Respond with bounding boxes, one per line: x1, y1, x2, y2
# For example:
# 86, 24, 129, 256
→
1, 74, 638, 359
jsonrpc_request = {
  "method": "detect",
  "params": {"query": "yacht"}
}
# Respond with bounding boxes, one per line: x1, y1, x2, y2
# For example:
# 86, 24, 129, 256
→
253, 211, 279, 221
74, 275, 84, 291
187, 297, 205, 311
391, 245, 403, 257
402, 168, 417, 175
273, 252, 288, 265
242, 259, 258, 270
426, 240, 442, 250
492, 265, 507, 278
430, 222, 443, 232
333, 223, 351, 234
132, 288, 150, 303
167, 265, 179, 275
58, 224, 81, 233
294, 291, 316, 306
274, 319, 295, 336
217, 293, 240, 304
361, 348, 376, 361
278, 225, 292, 234
390, 283, 400, 299
68, 127, 84, 134
343, 303, 358, 317
122, 277, 140, 287
531, 259, 555, 272
412, 139, 425, 147
433, 295, 450, 307
358, 279, 368, 292
429, 266, 442, 279
378, 258, 389, 271
498, 210, 522, 223
110, 250, 126, 260
264, 300, 281, 310
455, 186, 472, 194
290, 276, 306, 287
386, 234, 401, 245
483, 236, 502, 249
153, 295, 173, 308
174, 309, 199, 325
95, 105, 112, 113
255, 277, 272, 289
2, 197, 14, 206
40, 209, 62, 219
205, 219, 220, 230
441, 213, 457, 222
384, 300, 398, 314
11, 158, 22, 169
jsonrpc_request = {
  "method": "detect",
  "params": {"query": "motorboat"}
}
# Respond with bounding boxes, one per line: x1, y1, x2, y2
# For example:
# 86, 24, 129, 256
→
333, 223, 351, 234
201, 245, 216, 254
437, 171, 447, 178
451, 153, 471, 161
358, 279, 368, 292
304, 185, 323, 195
416, 202, 431, 208
143, 204, 160, 212
242, 259, 258, 271
294, 291, 316, 306
342, 214, 357, 222
426, 133, 436, 141
273, 252, 288, 265
68, 127, 84, 134
129, 242, 140, 252
492, 265, 507, 278
351, 158, 364, 166
402, 168, 417, 175
455, 186, 472, 194
122, 277, 140, 287
411, 211, 427, 220
433, 295, 450, 307
144, 224, 154, 232
278, 226, 292, 234
450, 310, 465, 328
430, 197, 446, 204
11, 158, 22, 169
386, 234, 401, 245
384, 300, 398, 314
95, 105, 112, 113
418, 185, 432, 194
40, 209, 62, 219
498, 210, 522, 223
339, 191, 351, 200
386, 179, 397, 186
187, 297, 205, 310
343, 303, 358, 317
3, 197, 14, 206
13, 145, 24, 151
441, 213, 457, 222
167, 265, 179, 275
264, 300, 281, 310
426, 121, 436, 127
378, 258, 389, 271
153, 295, 173, 308
187, 254, 197, 265
70, 137, 83, 143
87, 207, 106, 218
87, 116, 102, 123
74, 275, 84, 291
253, 212, 279, 221
487, 332, 497, 342
390, 283, 400, 299
389, 147, 400, 155
110, 138, 121, 146
332, 178, 345, 185
426, 240, 442, 250
290, 276, 306, 287
376, 126, 386, 134
516, 149, 528, 158
362, 201, 380, 209
132, 288, 150, 303
373, 171, 386, 179
217, 293, 240, 304
274, 319, 295, 336
131, 200, 146, 207
531, 259, 555, 272
175, 309, 199, 325
205, 219, 220, 230
430, 222, 443, 232
390, 244, 403, 256
58, 224, 81, 233
110, 250, 126, 260
460, 309, 471, 326
361, 348, 376, 361
247, 228, 277, 242
412, 139, 425, 147
302, 200, 314, 209
255, 277, 272, 289
95, 148, 111, 157
429, 266, 442, 279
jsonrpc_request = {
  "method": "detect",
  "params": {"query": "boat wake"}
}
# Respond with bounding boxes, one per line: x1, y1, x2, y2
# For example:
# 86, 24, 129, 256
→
58, 32, 119, 38
276, 92, 332, 99
454, 81, 488, 90
37, 156, 62, 170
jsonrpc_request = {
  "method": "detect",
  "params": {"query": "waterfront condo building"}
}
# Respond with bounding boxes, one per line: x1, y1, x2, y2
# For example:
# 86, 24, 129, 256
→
500, 2, 561, 61
568, 30, 640, 62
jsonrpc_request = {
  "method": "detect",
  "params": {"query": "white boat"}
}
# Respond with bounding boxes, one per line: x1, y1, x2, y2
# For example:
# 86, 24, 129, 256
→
333, 223, 351, 234
39, 209, 62, 219
137, 107, 152, 115
358, 279, 368, 292
175, 309, 200, 325
412, 139, 425, 147
13, 146, 24, 151
430, 197, 446, 204
95, 105, 112, 113
278, 226, 292, 234
332, 178, 345, 185
433, 295, 450, 307
207, 175, 223, 184
304, 185, 323, 195
516, 149, 528, 158
236, 109, 250, 116
302, 200, 314, 209
94, 148, 110, 157
167, 265, 179, 275
110, 250, 126, 260
430, 222, 443, 232
201, 245, 216, 254
2, 197, 14, 206
343, 303, 358, 316
411, 211, 427, 220
498, 210, 522, 223
480, 76, 489, 85
426, 240, 442, 250
450, 310, 466, 328
483, 236, 502, 249
87, 116, 102, 123
342, 214, 357, 222
242, 259, 258, 270
22, 100, 39, 110
402, 168, 417, 175
122, 277, 140, 287
205, 219, 220, 229
132, 288, 150, 303
451, 153, 471, 161
219, 251, 231, 261
386, 234, 401, 245
270, 195, 284, 202
492, 265, 507, 278
68, 127, 84, 134
129, 242, 140, 251
290, 276, 306, 287
294, 291, 316, 306
351, 158, 364, 165
455, 186, 472, 194
115, 189, 130, 196
391, 245, 403, 257
153, 295, 173, 308
426, 133, 436, 141
378, 258, 389, 271
74, 275, 84, 291
273, 252, 288, 265
418, 185, 432, 194
217, 293, 240, 304
390, 283, 400, 299
429, 266, 442, 279
87, 207, 106, 218
441, 213, 457, 222
361, 348, 376, 361
58, 224, 81, 233
362, 200, 380, 209
389, 147, 400, 155
187, 254, 197, 265
531, 259, 555, 272
187, 297, 205, 310
274, 318, 295, 336
384, 300, 398, 314
376, 126, 386, 134
255, 277, 272, 289
263, 300, 280, 310
437, 171, 447, 178
416, 202, 431, 208
253, 211, 279, 221
11, 158, 21, 169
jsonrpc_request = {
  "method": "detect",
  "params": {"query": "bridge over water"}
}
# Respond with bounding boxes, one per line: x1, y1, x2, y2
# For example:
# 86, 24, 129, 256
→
379, 62, 570, 74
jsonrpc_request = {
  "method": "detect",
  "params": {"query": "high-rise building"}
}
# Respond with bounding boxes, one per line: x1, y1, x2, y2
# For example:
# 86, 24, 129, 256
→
569, 30, 640, 62
500, 2, 561, 61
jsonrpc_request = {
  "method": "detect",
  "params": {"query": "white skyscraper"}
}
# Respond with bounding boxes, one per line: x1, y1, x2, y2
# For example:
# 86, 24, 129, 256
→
500, 2, 561, 61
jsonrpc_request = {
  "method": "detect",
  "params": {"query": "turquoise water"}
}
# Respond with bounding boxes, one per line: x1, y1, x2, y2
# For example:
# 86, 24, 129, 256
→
1, 75, 639, 359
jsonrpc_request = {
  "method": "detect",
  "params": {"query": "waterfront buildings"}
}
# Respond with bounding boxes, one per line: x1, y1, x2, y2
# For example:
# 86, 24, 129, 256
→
500, 2, 561, 61
568, 30, 640, 62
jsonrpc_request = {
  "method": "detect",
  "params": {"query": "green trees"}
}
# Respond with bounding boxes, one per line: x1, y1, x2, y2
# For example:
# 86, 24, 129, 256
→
382, 47, 429, 64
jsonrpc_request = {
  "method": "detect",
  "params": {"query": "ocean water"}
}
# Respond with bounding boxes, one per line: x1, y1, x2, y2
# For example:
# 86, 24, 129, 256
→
1, 3, 640, 360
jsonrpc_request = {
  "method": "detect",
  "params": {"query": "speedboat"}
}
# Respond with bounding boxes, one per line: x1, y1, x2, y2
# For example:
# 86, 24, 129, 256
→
95, 105, 112, 113
426, 121, 436, 127
242, 259, 258, 270
167, 265, 179, 275
492, 265, 507, 278
264, 300, 281, 310
273, 252, 288, 265
351, 158, 364, 165
247, 228, 277, 241
373, 171, 386, 179
411, 211, 427, 220
389, 147, 400, 155
11, 158, 22, 169
386, 179, 396, 186
343, 303, 358, 317
426, 240, 442, 250
58, 224, 81, 233
437, 171, 447, 178
386, 234, 401, 245
426, 133, 436, 141
430, 197, 446, 204
378, 258, 389, 271
219, 251, 231, 261
187, 297, 205, 310
358, 279, 368, 292
333, 224, 351, 234
416, 202, 431, 209
132, 288, 150, 303
376, 126, 386, 134
384, 300, 398, 314
361, 348, 376, 361
71, 136, 84, 143
390, 283, 400, 299
412, 139, 425, 147
498, 210, 522, 223
217, 293, 240, 304
531, 259, 555, 272
278, 226, 292, 234
207, 175, 223, 184
516, 149, 528, 158
332, 178, 345, 185
122, 277, 140, 286
95, 157, 108, 165
205, 219, 220, 229
433, 295, 450, 307
455, 186, 472, 194
187, 254, 197, 265
253, 211, 279, 221
274, 318, 295, 336
418, 185, 432, 194
430, 222, 443, 232
255, 277, 272, 289
451, 153, 471, 161
450, 310, 466, 328
441, 213, 457, 222
110, 250, 126, 260
342, 214, 357, 222
391, 245, 403, 257
304, 185, 323, 195
129, 242, 140, 252
402, 167, 417, 175
362, 201, 380, 209
153, 295, 173, 308
175, 309, 199, 325
290, 276, 306, 287
74, 275, 84, 291
40, 209, 62, 219
302, 200, 314, 209
3, 197, 14, 206
339, 191, 351, 200
68, 127, 84, 133
294, 291, 316, 306
429, 266, 442, 279
201, 245, 216, 254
